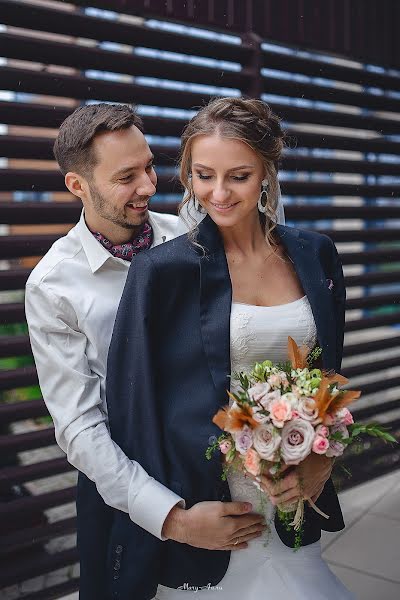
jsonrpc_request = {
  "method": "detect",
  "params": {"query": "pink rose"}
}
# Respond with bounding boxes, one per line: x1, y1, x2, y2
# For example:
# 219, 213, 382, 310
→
219, 440, 232, 455
335, 407, 354, 426
243, 448, 261, 477
269, 396, 292, 428
312, 434, 329, 454
234, 425, 253, 455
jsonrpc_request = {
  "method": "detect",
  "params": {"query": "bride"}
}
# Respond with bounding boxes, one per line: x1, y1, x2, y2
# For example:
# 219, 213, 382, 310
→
105, 97, 354, 599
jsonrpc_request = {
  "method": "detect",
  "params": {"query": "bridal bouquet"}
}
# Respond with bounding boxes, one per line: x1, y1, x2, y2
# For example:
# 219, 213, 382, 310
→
206, 337, 396, 546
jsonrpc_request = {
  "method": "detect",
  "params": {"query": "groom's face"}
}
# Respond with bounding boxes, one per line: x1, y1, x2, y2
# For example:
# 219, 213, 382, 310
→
86, 125, 157, 231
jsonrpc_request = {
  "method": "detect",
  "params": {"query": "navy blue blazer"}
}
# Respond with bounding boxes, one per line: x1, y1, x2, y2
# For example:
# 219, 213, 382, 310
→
76, 215, 346, 600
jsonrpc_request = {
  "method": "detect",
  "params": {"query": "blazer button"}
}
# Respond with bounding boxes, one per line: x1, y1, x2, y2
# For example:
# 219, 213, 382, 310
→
208, 435, 217, 445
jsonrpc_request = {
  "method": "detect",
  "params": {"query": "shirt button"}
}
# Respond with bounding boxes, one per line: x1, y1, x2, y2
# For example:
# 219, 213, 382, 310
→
114, 560, 121, 570
115, 545, 123, 554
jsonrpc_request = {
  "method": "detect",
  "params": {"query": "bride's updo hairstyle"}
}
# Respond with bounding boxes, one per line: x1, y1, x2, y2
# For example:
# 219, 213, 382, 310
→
179, 97, 285, 245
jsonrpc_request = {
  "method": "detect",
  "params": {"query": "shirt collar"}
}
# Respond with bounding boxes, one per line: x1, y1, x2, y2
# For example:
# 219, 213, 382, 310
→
76, 210, 170, 274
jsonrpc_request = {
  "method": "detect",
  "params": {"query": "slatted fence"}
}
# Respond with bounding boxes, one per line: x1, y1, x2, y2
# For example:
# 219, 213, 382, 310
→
0, 1, 399, 597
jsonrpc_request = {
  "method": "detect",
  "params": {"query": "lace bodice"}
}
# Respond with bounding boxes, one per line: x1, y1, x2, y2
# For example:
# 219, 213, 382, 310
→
228, 296, 317, 520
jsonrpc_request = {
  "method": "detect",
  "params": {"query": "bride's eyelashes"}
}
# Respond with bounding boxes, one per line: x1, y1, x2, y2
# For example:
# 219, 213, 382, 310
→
195, 172, 251, 182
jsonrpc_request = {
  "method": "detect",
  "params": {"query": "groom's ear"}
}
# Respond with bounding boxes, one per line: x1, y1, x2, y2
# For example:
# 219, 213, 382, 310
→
65, 171, 88, 201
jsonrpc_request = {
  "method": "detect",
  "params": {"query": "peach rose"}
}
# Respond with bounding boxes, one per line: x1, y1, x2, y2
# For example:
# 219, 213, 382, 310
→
243, 448, 261, 477
269, 396, 292, 428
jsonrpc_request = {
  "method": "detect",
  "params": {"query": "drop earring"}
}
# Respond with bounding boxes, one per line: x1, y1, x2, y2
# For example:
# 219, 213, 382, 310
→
257, 179, 269, 214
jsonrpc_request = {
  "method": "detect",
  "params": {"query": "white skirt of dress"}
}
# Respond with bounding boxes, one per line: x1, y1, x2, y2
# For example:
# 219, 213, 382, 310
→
153, 471, 354, 600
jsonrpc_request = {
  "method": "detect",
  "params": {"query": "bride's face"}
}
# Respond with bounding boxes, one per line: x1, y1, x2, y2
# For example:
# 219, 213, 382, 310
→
190, 134, 265, 229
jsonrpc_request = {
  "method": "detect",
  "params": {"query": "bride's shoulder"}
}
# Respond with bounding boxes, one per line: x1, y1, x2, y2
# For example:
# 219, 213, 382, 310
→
279, 224, 335, 250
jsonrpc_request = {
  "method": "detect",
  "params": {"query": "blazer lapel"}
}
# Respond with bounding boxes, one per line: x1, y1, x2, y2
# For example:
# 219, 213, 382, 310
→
275, 225, 337, 370
197, 216, 232, 402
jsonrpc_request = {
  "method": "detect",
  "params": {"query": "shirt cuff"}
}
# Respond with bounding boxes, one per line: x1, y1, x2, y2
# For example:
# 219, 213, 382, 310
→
128, 477, 185, 541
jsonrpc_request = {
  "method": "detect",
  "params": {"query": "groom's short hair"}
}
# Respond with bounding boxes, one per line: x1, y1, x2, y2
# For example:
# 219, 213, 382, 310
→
54, 103, 144, 178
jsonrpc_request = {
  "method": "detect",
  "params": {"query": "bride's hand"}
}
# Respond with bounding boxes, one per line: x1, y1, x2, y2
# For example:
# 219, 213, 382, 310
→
256, 454, 334, 506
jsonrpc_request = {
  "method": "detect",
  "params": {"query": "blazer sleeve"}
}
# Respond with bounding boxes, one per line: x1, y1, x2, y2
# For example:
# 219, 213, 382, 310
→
106, 252, 184, 538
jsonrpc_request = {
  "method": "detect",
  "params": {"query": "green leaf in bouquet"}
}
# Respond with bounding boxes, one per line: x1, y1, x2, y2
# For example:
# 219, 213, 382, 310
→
307, 346, 323, 367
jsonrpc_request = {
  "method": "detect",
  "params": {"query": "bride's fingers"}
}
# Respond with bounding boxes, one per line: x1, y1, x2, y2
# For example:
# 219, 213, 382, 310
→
259, 472, 299, 497
270, 485, 301, 506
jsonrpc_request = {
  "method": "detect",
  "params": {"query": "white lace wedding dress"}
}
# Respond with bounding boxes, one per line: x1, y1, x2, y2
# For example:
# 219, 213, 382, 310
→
155, 297, 354, 599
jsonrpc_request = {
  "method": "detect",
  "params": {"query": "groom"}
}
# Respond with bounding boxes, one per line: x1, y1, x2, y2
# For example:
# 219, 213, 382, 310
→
25, 103, 270, 598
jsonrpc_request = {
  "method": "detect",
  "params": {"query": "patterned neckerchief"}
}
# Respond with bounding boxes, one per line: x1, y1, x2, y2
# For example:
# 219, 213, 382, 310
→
91, 222, 153, 261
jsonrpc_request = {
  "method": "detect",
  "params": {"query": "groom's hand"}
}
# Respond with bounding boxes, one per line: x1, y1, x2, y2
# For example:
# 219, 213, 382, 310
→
162, 501, 267, 550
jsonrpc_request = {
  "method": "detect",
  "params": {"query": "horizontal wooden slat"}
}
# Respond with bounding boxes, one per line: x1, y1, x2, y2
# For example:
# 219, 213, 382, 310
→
357, 375, 400, 396
2, 96, 400, 139
342, 355, 400, 379
0, 457, 71, 488
2, 201, 400, 224
0, 485, 76, 519
340, 248, 400, 266
0, 100, 71, 129
1, 168, 398, 198
261, 47, 400, 93
262, 73, 400, 112
346, 293, 400, 311
0, 334, 31, 358
353, 399, 400, 421
0, 427, 55, 453
0, 234, 60, 260
0, 302, 25, 324
0, 31, 247, 90
0, 0, 251, 63
0, 516, 76, 555
0, 65, 211, 110
0, 268, 31, 291
345, 312, 400, 330
0, 365, 38, 391
345, 270, 400, 287
16, 578, 79, 600
0, 546, 78, 588
320, 228, 400, 243
343, 335, 400, 357
0, 399, 47, 425
4, 135, 400, 177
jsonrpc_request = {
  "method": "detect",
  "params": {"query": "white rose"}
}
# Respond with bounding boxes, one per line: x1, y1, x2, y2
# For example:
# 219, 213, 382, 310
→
248, 382, 271, 404
297, 397, 320, 424
280, 418, 315, 465
253, 423, 281, 461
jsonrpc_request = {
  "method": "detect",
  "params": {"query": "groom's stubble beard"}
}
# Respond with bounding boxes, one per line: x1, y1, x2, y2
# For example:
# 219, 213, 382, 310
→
88, 179, 149, 231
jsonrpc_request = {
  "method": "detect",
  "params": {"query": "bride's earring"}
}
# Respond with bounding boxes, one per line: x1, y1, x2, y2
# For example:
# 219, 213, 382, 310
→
194, 196, 206, 214
257, 179, 269, 214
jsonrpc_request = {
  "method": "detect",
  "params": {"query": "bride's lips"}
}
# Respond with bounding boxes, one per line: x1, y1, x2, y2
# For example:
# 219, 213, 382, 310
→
210, 201, 239, 213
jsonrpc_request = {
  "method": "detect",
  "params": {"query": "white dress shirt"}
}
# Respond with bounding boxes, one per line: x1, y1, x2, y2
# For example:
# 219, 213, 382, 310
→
25, 210, 184, 540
